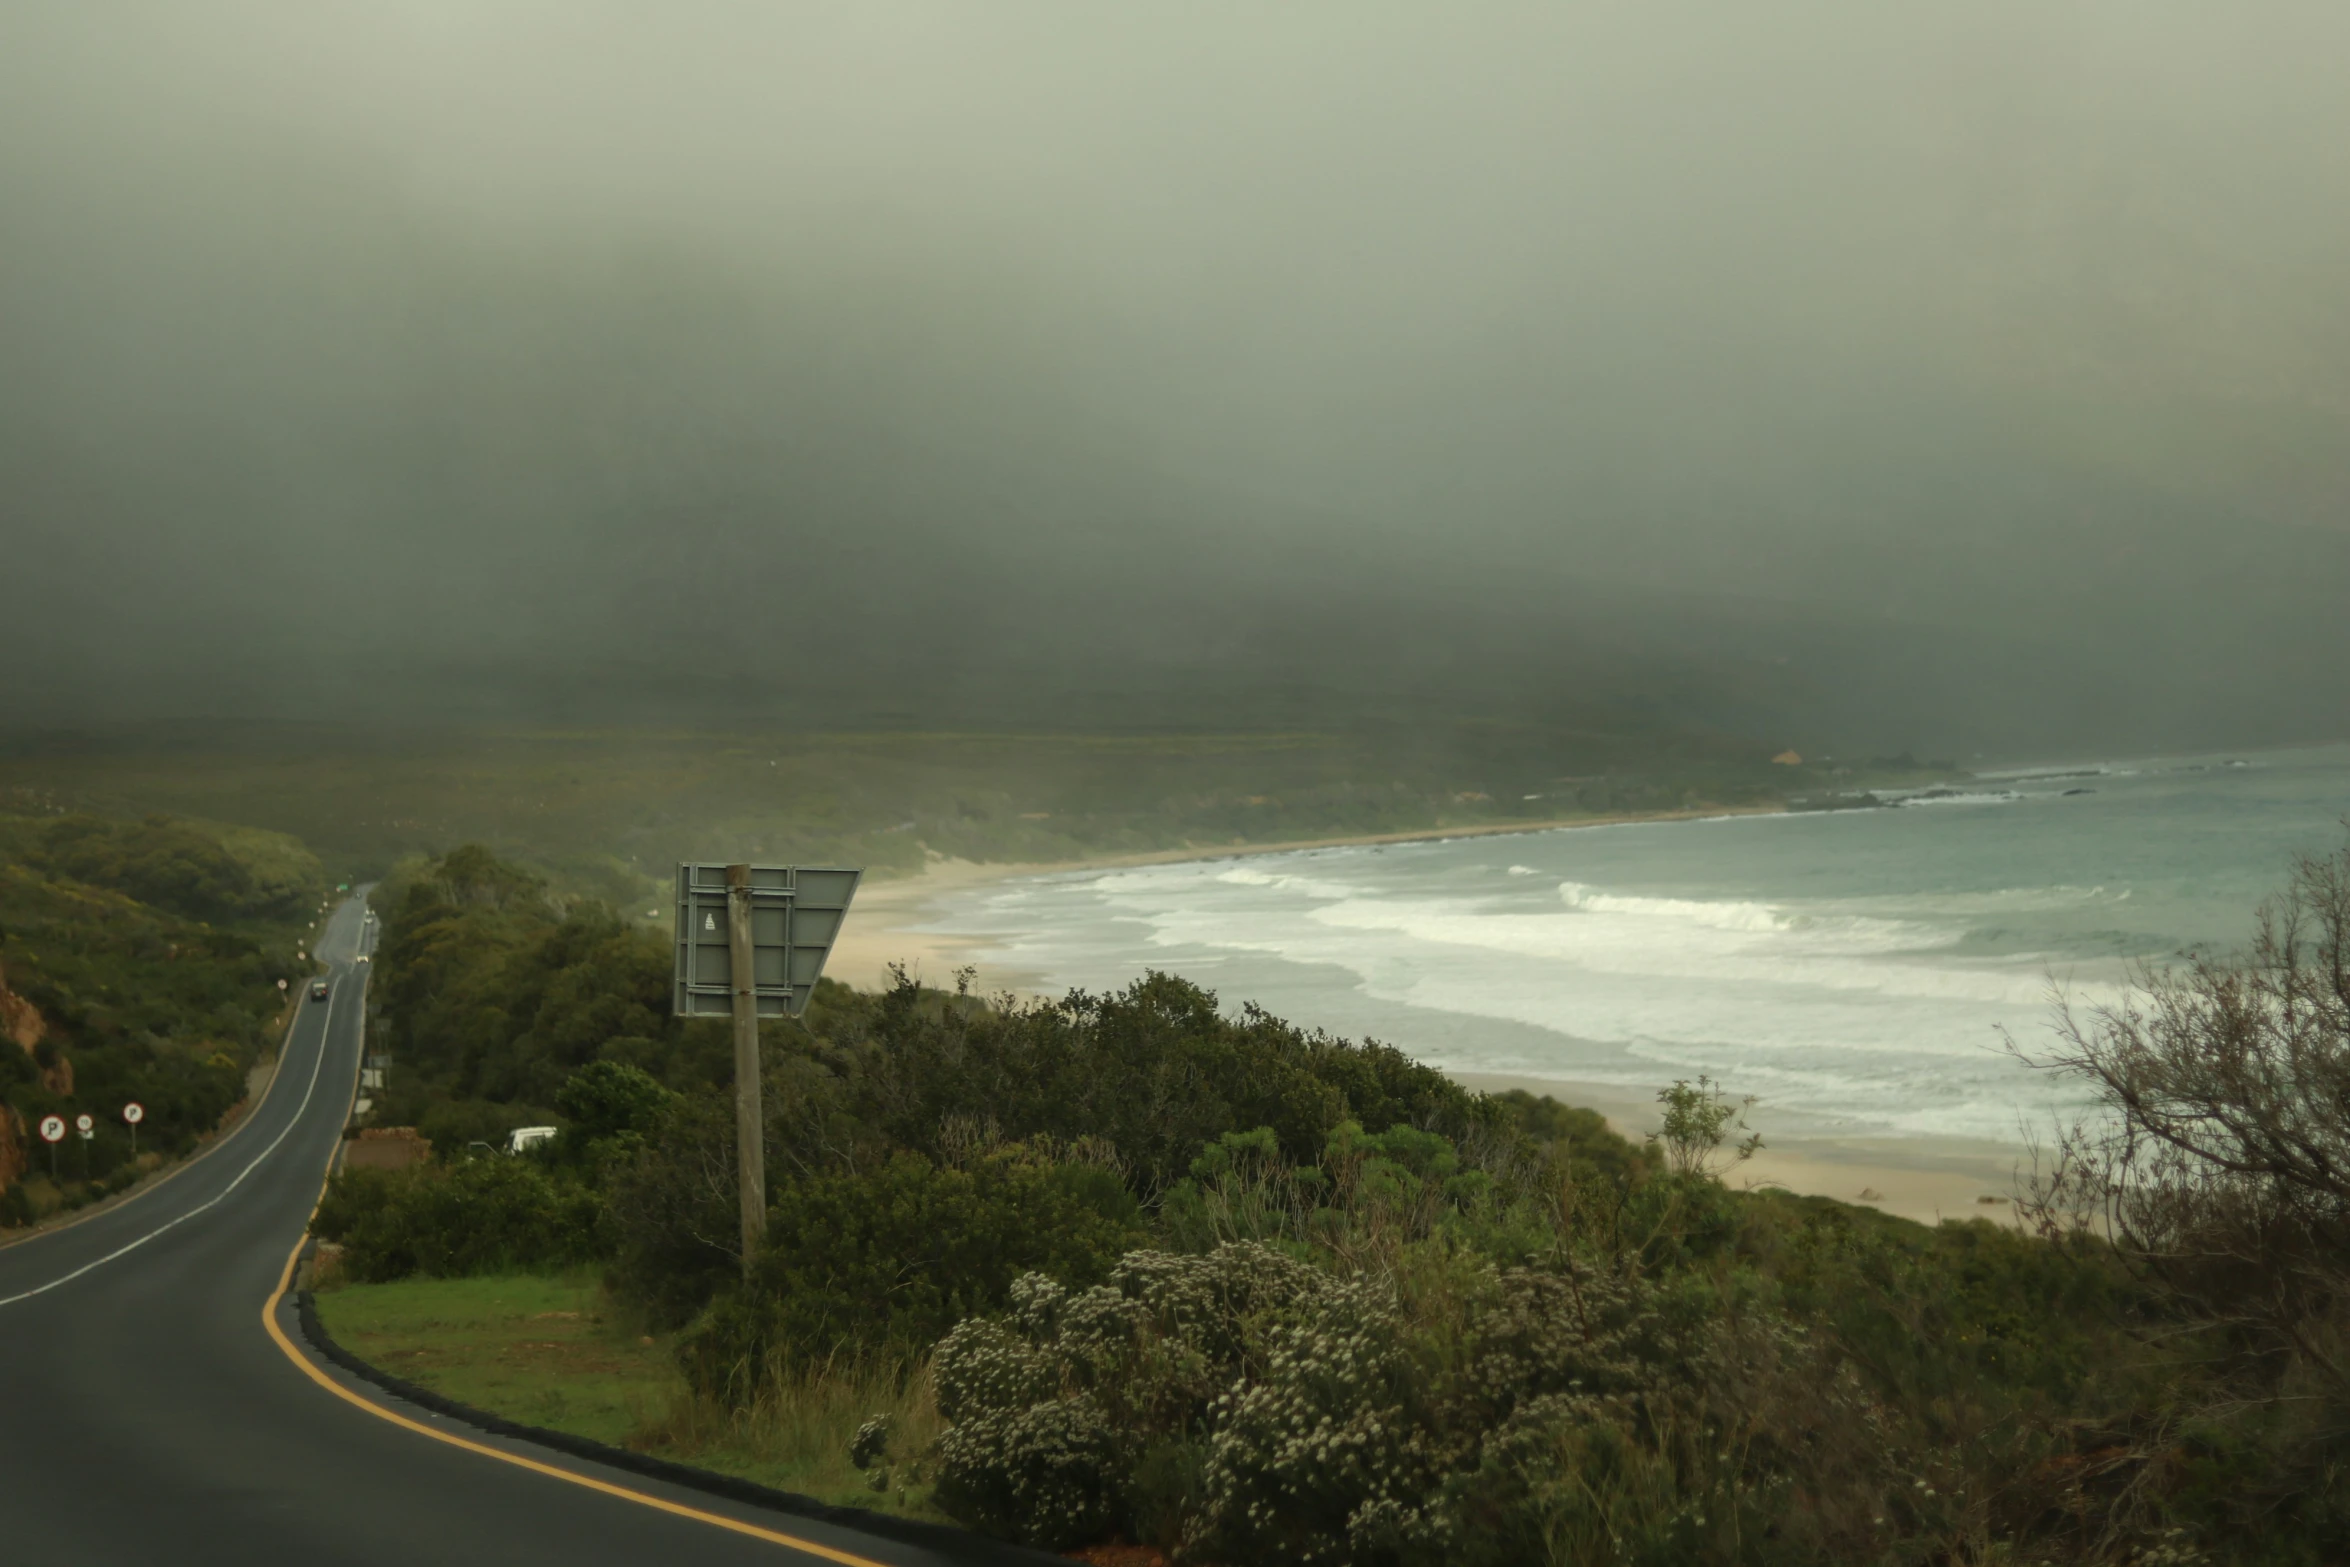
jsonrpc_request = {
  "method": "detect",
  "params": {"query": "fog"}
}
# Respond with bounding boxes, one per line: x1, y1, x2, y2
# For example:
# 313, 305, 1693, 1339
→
5, 3, 2347, 756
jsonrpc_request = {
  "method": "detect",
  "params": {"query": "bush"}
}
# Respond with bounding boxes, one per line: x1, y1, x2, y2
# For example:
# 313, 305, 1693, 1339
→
312, 1156, 603, 1281
931, 1242, 1333, 1549
602, 1094, 743, 1330
678, 1140, 1145, 1404
929, 1238, 1938, 1564
807, 970, 1490, 1197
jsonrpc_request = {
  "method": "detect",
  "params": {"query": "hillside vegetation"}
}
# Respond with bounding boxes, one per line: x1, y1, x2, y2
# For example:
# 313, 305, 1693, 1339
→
314, 843, 2350, 1564
0, 811, 322, 1224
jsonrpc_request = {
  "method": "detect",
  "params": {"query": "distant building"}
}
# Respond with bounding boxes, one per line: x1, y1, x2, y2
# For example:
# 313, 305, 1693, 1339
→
1771, 750, 1803, 766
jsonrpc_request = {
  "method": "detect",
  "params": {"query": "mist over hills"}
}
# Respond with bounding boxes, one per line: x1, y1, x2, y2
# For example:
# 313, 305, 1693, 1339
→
5, 4, 2346, 760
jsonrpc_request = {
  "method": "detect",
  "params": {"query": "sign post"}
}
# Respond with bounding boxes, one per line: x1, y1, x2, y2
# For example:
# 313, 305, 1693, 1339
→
38, 1114, 64, 1179
123, 1100, 144, 1158
75, 1112, 93, 1178
672, 863, 861, 1277
726, 866, 764, 1266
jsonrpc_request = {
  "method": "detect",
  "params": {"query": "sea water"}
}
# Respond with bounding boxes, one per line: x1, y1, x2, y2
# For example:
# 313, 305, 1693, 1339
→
916, 745, 2350, 1143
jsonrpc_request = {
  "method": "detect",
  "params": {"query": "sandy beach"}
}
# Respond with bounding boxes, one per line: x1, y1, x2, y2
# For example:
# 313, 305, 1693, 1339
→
1450, 1071, 2029, 1227
831, 818, 2035, 1227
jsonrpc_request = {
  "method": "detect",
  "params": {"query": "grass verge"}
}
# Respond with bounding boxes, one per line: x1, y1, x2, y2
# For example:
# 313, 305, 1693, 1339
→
311, 1270, 948, 1520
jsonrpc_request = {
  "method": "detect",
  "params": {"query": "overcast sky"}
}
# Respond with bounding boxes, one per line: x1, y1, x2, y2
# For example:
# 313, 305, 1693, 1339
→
5, 3, 2346, 754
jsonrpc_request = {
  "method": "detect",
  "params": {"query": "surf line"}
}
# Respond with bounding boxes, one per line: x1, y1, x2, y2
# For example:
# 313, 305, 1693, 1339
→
0, 963, 346, 1309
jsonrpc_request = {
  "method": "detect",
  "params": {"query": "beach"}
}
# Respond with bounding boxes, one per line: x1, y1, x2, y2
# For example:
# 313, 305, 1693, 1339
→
826, 803, 1788, 993
829, 819, 2041, 1227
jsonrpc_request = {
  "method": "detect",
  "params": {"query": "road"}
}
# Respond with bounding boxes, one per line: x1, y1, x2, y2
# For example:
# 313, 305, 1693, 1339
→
0, 896, 1028, 1566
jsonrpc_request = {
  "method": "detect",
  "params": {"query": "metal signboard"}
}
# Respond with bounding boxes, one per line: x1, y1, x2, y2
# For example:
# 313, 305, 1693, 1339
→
672, 864, 861, 1018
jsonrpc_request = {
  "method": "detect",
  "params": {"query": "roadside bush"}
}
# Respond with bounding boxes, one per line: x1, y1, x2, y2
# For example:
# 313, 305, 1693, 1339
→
929, 1236, 1935, 1565
1158, 1120, 1558, 1269
603, 1093, 743, 1330
312, 1156, 603, 1281
552, 1059, 675, 1168
930, 1242, 1334, 1549
678, 1140, 1145, 1404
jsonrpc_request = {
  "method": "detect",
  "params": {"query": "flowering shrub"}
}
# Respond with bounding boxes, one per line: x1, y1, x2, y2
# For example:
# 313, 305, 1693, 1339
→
1193, 1277, 1441, 1563
930, 1244, 1334, 1547
928, 1233, 1923, 1565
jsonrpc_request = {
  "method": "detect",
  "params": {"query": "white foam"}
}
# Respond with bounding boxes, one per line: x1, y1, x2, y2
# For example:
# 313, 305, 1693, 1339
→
1557, 880, 1794, 932
1883, 789, 2023, 808
926, 841, 2149, 1140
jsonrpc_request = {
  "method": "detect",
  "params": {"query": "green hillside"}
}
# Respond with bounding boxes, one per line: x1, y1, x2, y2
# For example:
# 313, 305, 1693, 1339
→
0, 810, 324, 1225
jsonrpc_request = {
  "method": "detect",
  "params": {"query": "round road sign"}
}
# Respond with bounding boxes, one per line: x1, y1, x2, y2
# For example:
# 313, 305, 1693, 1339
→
123, 1102, 145, 1125
75, 1113, 94, 1136
38, 1115, 65, 1144
277, 979, 288, 991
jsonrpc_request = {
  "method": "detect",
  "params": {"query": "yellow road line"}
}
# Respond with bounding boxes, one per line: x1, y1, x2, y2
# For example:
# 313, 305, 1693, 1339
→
262, 1204, 895, 1563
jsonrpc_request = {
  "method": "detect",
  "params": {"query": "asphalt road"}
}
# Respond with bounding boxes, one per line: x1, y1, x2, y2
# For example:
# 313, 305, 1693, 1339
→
0, 896, 1022, 1567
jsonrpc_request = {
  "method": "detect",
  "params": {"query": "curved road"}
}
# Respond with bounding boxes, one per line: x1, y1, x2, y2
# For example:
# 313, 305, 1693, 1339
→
0, 896, 1020, 1566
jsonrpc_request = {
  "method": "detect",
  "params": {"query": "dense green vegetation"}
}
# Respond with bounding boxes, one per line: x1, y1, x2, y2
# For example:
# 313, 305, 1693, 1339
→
0, 811, 321, 1225
26, 813, 321, 922
315, 843, 2350, 1564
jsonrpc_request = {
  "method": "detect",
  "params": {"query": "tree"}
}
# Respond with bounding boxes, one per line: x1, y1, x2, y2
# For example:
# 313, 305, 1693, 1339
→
2022, 834, 2350, 1398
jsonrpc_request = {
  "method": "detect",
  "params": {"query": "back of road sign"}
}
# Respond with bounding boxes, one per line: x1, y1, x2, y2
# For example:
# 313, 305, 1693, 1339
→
671, 864, 861, 1018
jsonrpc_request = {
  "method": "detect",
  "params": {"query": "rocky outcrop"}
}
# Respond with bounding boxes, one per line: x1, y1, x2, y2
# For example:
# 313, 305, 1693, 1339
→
0, 960, 45, 1054
2, 964, 57, 1201
0, 1104, 24, 1197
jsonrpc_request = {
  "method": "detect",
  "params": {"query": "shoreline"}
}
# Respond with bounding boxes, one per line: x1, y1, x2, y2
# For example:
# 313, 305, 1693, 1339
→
826, 799, 2033, 1226
1446, 1071, 2027, 1228
828, 801, 1788, 993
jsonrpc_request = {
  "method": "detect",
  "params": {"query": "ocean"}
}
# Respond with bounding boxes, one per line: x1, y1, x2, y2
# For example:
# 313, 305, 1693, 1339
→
916, 745, 2350, 1145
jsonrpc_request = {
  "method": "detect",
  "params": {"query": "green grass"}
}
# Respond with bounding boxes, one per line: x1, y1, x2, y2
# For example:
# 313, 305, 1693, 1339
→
313, 1271, 948, 1520
313, 1271, 679, 1447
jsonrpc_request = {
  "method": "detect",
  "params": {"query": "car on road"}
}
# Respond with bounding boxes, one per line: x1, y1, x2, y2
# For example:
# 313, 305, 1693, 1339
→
309, 980, 329, 1001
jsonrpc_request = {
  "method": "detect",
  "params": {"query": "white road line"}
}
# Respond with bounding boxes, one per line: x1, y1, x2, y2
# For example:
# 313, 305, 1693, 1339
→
0, 959, 352, 1310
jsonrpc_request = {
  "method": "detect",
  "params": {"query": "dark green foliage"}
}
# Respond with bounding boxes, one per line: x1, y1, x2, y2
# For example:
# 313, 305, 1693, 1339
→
375, 846, 707, 1107
29, 814, 312, 922
602, 1093, 742, 1330
678, 1142, 1144, 1402
312, 1157, 603, 1280
553, 1060, 675, 1165
0, 822, 309, 1215
925, 1111, 2319, 1563
1486, 1087, 1657, 1188
792, 969, 1489, 1197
